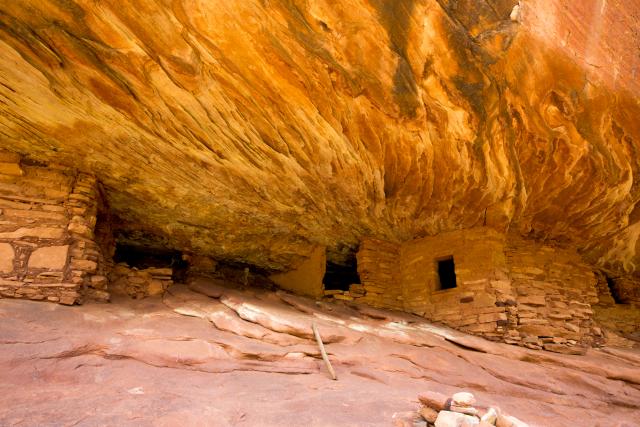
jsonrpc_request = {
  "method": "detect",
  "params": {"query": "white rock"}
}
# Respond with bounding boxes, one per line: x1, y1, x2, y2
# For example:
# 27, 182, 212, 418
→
510, 4, 521, 22
127, 386, 144, 395
451, 392, 476, 407
480, 407, 499, 424
435, 411, 479, 427
450, 405, 479, 416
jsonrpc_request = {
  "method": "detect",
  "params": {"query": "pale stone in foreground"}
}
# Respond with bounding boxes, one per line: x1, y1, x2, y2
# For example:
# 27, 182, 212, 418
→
451, 392, 476, 407
435, 411, 479, 427
480, 407, 499, 424
450, 405, 479, 416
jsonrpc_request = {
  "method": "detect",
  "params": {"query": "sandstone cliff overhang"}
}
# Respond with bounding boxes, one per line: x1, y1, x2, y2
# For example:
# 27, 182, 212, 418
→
0, 0, 639, 275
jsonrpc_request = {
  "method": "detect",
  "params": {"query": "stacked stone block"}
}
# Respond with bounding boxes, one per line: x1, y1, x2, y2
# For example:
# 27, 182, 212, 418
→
0, 150, 111, 304
506, 237, 602, 352
351, 238, 401, 309
593, 271, 617, 306
66, 173, 112, 302
400, 228, 512, 341
352, 227, 605, 352
109, 263, 173, 298
608, 275, 640, 305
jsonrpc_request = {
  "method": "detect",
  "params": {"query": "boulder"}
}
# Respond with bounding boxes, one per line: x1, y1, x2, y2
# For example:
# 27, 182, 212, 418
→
418, 391, 450, 411
450, 405, 479, 416
451, 392, 476, 407
419, 407, 439, 423
480, 407, 499, 425
435, 411, 479, 427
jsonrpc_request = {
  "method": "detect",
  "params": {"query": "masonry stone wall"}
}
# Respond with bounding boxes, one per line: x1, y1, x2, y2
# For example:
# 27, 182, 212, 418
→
400, 229, 511, 341
0, 151, 111, 304
270, 246, 325, 298
320, 239, 401, 307
608, 275, 640, 305
505, 236, 603, 352
339, 227, 606, 353
351, 238, 401, 309
109, 263, 173, 298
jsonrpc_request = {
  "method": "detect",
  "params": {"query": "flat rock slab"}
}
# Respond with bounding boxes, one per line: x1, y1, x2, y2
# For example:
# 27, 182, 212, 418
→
0, 284, 639, 426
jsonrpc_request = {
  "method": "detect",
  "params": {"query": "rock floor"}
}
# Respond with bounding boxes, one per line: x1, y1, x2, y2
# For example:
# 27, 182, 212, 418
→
1, 280, 639, 427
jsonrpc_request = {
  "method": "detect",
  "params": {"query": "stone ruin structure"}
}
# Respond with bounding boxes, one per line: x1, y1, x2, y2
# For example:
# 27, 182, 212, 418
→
272, 227, 637, 354
2, 149, 638, 355
1, 1, 640, 425
0, 151, 112, 304
0, 0, 639, 360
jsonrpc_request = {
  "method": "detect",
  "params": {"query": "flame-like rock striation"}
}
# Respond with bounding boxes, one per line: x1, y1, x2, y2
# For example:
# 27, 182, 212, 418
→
0, 0, 639, 272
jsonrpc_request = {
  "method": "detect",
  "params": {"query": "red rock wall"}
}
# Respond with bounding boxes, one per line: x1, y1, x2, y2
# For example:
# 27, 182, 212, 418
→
0, 151, 112, 304
522, 0, 640, 96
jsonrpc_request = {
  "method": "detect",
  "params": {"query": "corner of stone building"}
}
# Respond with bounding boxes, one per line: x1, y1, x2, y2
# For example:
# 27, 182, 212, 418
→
66, 172, 116, 303
269, 245, 326, 298
331, 227, 615, 354
0, 150, 115, 305
351, 238, 402, 309
503, 234, 604, 353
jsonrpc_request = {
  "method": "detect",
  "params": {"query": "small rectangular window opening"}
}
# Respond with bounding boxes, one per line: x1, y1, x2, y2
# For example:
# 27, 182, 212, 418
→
436, 256, 457, 290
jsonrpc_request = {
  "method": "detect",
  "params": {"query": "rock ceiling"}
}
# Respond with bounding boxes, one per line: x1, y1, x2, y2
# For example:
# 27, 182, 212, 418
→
0, 0, 639, 272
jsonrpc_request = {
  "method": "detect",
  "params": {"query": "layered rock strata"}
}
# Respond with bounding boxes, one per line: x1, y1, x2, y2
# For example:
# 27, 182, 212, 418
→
0, 0, 638, 279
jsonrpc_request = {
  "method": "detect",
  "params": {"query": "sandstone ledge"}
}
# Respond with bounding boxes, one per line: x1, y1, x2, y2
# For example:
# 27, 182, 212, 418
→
0, 284, 638, 426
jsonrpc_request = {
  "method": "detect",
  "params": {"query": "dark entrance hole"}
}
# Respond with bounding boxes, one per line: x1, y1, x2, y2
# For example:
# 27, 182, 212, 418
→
323, 258, 360, 291
436, 256, 457, 290
605, 274, 624, 304
113, 243, 188, 281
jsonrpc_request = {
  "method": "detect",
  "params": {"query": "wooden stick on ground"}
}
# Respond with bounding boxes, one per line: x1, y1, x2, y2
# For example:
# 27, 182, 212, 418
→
312, 322, 337, 380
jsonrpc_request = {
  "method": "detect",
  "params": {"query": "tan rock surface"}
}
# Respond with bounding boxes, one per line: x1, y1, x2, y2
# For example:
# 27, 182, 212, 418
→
0, 1, 638, 275
1, 281, 638, 426
0, 243, 14, 273
28, 245, 69, 270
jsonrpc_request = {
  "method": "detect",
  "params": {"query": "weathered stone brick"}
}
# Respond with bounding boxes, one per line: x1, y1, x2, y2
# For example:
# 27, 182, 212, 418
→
28, 245, 69, 270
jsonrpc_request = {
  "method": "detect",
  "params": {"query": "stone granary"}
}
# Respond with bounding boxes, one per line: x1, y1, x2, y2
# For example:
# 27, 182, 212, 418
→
1, 0, 640, 355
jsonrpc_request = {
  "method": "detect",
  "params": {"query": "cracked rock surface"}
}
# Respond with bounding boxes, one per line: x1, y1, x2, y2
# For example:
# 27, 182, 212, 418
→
1, 281, 639, 426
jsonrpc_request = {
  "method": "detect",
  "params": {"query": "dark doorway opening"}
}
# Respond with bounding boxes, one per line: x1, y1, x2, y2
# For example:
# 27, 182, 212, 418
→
605, 274, 624, 304
113, 243, 188, 281
323, 258, 360, 291
436, 256, 457, 290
